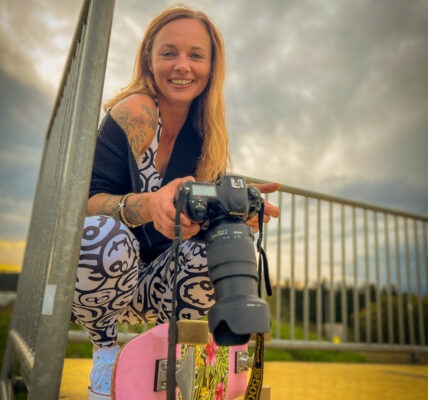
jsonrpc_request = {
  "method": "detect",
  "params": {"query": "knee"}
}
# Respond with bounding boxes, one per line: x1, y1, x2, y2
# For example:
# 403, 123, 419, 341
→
78, 215, 140, 284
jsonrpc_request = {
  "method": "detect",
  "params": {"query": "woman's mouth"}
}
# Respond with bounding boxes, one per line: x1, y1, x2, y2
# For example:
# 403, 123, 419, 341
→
169, 79, 193, 86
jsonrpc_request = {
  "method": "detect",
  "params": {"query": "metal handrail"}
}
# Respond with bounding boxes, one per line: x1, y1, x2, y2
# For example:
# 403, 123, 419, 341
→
0, 2, 116, 399
245, 176, 428, 354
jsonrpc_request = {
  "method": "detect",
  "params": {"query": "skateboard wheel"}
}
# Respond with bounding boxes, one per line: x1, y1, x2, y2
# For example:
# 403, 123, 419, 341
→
177, 320, 209, 345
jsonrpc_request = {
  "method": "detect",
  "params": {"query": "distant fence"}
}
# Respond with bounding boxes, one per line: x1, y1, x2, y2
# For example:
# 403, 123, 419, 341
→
67, 177, 428, 357
248, 177, 428, 354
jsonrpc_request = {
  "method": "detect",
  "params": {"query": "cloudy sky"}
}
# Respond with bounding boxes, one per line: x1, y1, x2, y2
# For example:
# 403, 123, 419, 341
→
1, 0, 427, 269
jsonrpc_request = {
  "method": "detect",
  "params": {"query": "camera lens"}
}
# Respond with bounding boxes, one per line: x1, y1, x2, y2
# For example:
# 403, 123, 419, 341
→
205, 219, 271, 345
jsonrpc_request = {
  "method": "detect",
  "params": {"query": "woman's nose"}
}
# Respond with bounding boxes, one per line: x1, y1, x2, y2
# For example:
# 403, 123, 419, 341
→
174, 54, 190, 72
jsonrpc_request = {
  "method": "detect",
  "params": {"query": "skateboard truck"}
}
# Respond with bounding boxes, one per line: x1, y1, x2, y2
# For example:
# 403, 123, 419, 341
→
154, 320, 209, 400
235, 350, 252, 374
235, 331, 272, 374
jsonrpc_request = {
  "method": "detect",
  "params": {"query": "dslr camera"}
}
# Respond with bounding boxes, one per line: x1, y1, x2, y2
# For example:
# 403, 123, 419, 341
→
176, 175, 271, 345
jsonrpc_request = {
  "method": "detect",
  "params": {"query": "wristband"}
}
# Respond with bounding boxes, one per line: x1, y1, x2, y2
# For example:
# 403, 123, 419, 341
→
118, 193, 141, 228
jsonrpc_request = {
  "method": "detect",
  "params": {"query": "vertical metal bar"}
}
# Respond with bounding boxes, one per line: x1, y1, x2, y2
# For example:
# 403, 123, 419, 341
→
352, 207, 360, 342
275, 193, 282, 340
413, 220, 425, 345
341, 204, 348, 341
384, 213, 394, 344
425, 222, 428, 302
329, 202, 335, 326
424, 221, 428, 295
29, 2, 116, 398
303, 197, 310, 340
404, 218, 415, 345
364, 209, 371, 344
424, 222, 428, 345
394, 216, 405, 344
290, 194, 296, 340
374, 211, 383, 343
263, 193, 269, 253
316, 200, 322, 340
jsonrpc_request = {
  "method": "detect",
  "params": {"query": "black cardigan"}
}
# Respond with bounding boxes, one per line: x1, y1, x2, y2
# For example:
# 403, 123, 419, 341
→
90, 110, 203, 263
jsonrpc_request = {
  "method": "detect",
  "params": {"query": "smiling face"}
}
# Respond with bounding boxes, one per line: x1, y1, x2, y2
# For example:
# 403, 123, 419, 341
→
150, 18, 212, 109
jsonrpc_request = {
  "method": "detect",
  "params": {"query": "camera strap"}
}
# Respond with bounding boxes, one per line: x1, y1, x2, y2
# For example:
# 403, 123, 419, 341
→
256, 200, 272, 297
165, 188, 188, 400
245, 200, 272, 400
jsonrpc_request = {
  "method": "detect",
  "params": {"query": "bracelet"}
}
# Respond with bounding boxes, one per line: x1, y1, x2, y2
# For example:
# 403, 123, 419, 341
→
118, 193, 141, 229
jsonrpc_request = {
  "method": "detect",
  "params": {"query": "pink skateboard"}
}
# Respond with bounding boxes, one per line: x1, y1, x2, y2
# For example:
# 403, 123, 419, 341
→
112, 321, 249, 400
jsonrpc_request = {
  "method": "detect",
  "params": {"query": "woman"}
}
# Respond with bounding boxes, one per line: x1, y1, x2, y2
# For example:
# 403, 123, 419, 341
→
72, 6, 280, 399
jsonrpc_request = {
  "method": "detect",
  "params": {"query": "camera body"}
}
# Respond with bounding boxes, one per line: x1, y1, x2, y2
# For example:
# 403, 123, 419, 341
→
176, 175, 271, 345
180, 175, 262, 229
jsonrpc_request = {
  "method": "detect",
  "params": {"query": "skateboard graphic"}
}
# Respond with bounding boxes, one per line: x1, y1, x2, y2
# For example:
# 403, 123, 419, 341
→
112, 320, 253, 400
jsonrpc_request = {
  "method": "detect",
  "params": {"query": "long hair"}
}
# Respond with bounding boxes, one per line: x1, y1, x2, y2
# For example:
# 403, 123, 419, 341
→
104, 6, 230, 182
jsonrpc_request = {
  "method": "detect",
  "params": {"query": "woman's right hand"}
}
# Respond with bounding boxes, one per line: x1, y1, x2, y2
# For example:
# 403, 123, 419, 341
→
148, 176, 202, 240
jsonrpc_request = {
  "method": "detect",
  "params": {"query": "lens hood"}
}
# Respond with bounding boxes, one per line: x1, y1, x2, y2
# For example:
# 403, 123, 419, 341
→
208, 295, 270, 345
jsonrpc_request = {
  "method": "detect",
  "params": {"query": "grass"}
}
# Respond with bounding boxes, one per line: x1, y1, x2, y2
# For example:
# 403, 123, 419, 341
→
263, 320, 370, 363
2, 301, 425, 378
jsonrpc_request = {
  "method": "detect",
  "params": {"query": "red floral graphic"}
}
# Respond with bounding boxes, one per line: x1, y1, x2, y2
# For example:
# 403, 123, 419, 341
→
205, 334, 219, 367
214, 382, 226, 399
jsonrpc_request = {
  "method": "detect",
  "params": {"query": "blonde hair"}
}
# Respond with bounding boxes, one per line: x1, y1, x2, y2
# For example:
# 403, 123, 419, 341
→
104, 6, 230, 182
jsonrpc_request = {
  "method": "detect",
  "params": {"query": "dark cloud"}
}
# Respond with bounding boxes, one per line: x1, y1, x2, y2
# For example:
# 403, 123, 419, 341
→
337, 178, 428, 217
222, 0, 428, 215
0, 69, 52, 240
0, 0, 427, 248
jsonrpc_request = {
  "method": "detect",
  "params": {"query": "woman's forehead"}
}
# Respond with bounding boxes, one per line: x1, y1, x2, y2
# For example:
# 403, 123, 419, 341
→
153, 18, 211, 50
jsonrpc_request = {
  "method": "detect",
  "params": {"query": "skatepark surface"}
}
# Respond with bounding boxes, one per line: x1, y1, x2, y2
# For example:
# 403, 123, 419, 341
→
60, 359, 428, 399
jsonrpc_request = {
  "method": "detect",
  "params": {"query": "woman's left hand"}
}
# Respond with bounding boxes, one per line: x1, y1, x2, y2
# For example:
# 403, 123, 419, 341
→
247, 182, 281, 232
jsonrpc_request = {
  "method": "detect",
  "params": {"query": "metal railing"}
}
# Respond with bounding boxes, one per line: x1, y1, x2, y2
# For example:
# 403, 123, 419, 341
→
0, 1, 115, 399
248, 177, 428, 355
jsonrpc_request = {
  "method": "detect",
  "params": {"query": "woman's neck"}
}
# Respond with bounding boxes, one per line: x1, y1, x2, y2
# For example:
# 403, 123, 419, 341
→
157, 98, 191, 138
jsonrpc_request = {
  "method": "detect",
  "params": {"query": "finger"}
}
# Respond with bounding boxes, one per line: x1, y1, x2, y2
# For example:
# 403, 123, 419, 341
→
264, 201, 280, 218
250, 182, 280, 194
182, 224, 201, 240
180, 213, 193, 227
175, 175, 195, 188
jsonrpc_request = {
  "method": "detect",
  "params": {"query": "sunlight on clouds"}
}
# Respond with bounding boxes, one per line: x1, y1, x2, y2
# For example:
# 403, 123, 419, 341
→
0, 1, 79, 98
313, 135, 359, 184
0, 240, 25, 270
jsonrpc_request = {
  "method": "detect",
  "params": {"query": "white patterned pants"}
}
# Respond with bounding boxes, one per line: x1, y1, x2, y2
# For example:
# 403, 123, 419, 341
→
72, 215, 214, 347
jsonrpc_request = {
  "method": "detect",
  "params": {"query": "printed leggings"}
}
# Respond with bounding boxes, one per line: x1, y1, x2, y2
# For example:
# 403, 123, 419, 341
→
72, 215, 214, 347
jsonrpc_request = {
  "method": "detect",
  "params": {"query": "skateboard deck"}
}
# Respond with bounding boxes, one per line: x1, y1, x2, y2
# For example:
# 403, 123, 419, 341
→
112, 322, 248, 400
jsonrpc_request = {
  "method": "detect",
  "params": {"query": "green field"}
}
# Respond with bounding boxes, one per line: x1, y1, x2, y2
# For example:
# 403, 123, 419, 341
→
3, 301, 423, 371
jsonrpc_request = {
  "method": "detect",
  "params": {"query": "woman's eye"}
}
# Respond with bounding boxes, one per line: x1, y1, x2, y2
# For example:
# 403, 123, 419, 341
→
160, 51, 175, 57
191, 53, 203, 59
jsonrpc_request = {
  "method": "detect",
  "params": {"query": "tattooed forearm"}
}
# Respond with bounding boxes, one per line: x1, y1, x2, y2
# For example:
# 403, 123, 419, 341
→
87, 193, 121, 219
123, 194, 146, 226
87, 192, 152, 227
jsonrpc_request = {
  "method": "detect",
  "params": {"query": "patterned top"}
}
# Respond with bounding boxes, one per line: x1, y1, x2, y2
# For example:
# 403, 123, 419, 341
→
136, 106, 163, 192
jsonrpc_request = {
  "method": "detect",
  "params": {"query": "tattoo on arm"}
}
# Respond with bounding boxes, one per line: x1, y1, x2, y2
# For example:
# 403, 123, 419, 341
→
114, 102, 158, 159
92, 194, 121, 219
124, 194, 145, 226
